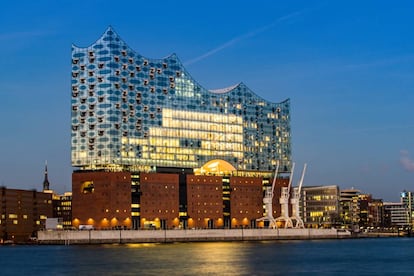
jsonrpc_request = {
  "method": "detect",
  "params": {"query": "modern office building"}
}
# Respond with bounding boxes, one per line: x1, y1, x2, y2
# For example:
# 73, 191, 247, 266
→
383, 202, 409, 227
300, 185, 340, 228
71, 27, 291, 229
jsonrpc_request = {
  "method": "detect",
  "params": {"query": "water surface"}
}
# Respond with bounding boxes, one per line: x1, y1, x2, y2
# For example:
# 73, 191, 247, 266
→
1, 238, 414, 275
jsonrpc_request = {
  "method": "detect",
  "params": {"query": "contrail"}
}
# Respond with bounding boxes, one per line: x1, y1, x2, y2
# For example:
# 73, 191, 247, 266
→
184, 10, 305, 66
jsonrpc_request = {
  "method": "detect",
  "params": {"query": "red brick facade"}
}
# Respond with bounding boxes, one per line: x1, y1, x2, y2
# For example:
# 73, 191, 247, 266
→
187, 175, 223, 229
139, 173, 179, 229
0, 188, 53, 243
72, 171, 289, 230
230, 176, 263, 227
72, 171, 131, 229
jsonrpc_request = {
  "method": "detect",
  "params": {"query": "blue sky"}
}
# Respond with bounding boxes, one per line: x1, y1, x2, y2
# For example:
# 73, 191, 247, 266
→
1, 0, 414, 201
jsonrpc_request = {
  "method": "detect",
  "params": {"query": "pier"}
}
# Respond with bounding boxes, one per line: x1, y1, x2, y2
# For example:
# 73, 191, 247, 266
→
38, 228, 351, 245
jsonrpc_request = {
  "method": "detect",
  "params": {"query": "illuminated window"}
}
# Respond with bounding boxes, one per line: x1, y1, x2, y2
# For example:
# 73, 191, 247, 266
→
81, 181, 95, 194
310, 211, 324, 217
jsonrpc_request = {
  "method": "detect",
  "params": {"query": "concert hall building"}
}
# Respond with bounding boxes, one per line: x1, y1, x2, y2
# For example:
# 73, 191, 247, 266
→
71, 27, 291, 229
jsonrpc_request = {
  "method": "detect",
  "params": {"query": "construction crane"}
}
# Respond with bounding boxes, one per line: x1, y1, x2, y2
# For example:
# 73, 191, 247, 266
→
275, 163, 295, 228
290, 163, 307, 228
256, 162, 279, 228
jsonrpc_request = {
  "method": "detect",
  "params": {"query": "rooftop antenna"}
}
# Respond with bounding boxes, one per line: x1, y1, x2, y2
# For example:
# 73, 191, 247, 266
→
275, 162, 295, 228
256, 162, 279, 228
290, 163, 307, 228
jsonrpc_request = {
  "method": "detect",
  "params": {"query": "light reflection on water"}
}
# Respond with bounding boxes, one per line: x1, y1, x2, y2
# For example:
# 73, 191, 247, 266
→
1, 239, 414, 275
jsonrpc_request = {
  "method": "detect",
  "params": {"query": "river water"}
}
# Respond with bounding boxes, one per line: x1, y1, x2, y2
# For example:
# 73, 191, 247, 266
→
1, 238, 414, 275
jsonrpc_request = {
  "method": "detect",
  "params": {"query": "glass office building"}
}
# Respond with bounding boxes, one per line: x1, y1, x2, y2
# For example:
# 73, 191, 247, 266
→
71, 27, 291, 174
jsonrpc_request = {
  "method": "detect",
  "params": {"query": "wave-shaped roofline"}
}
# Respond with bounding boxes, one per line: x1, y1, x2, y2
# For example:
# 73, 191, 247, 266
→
72, 26, 178, 61
72, 26, 289, 105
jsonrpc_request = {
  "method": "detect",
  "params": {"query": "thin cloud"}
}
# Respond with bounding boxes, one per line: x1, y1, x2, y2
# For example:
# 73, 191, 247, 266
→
400, 150, 414, 172
184, 9, 306, 66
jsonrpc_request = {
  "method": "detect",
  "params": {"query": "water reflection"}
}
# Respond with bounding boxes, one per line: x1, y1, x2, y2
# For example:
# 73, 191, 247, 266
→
2, 239, 414, 275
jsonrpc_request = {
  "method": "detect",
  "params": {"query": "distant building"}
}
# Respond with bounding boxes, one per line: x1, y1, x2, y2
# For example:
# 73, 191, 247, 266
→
0, 187, 53, 243
368, 198, 384, 228
400, 191, 414, 226
383, 202, 409, 227
70, 27, 292, 229
52, 192, 72, 229
300, 185, 340, 228
339, 189, 361, 229
358, 194, 372, 228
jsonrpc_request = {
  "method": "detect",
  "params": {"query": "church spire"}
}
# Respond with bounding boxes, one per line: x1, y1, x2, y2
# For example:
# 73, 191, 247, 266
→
43, 161, 50, 191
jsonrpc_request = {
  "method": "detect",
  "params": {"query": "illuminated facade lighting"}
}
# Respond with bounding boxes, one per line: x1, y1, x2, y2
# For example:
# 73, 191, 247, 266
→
71, 27, 291, 173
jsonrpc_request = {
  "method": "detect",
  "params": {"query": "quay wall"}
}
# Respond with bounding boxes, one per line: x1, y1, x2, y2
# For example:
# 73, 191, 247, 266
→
37, 228, 351, 245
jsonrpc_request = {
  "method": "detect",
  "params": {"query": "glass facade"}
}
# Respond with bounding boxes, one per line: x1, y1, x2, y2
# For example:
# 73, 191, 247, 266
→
301, 185, 340, 228
71, 27, 291, 173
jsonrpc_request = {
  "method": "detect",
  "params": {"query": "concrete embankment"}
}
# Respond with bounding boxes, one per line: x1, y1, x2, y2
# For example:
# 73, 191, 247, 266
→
38, 228, 351, 245
356, 232, 400, 238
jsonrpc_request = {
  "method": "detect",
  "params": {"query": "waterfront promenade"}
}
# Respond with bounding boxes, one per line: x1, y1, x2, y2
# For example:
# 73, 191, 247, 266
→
38, 228, 351, 245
